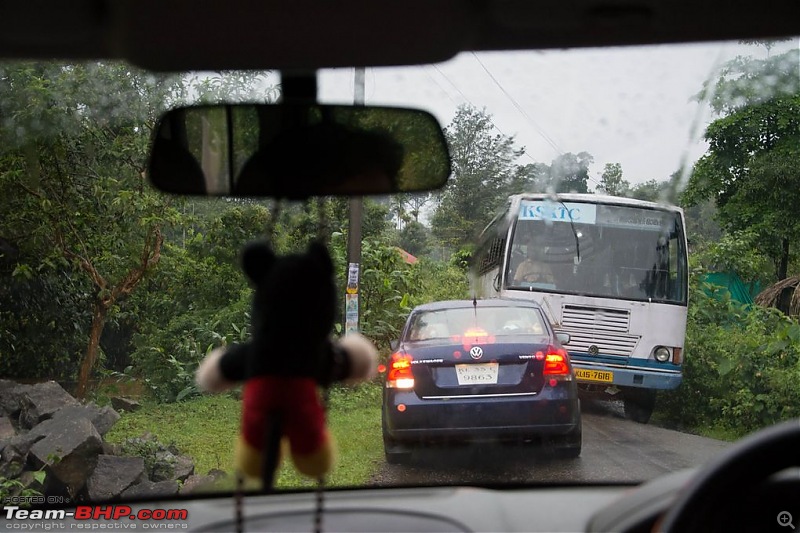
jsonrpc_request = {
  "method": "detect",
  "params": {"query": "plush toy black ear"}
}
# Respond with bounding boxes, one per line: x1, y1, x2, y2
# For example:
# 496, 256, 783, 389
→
241, 241, 277, 284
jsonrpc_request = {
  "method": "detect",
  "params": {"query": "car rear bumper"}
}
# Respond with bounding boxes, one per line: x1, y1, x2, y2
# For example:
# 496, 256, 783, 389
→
383, 386, 580, 444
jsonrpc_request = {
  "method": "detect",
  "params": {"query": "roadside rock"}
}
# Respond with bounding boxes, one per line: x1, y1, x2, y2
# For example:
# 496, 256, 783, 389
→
1, 380, 201, 503
0, 380, 32, 418
208, 468, 228, 482
0, 415, 16, 444
148, 450, 194, 483
86, 455, 146, 501
53, 403, 120, 436
120, 480, 179, 499
19, 381, 79, 429
150, 450, 177, 482
29, 417, 103, 494
110, 397, 141, 412
173, 455, 195, 482
180, 474, 217, 494
2, 431, 46, 457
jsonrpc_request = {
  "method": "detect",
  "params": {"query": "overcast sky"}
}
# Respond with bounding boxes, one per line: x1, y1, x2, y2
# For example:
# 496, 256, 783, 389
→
318, 39, 795, 189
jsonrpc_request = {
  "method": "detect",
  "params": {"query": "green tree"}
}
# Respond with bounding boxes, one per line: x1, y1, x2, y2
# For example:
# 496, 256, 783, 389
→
597, 162, 629, 196
683, 198, 722, 247
0, 63, 274, 396
0, 63, 187, 397
684, 49, 800, 290
548, 152, 593, 193
431, 105, 524, 250
397, 221, 431, 257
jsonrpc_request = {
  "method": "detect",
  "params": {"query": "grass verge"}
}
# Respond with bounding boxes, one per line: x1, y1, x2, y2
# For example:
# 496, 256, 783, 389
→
105, 382, 384, 490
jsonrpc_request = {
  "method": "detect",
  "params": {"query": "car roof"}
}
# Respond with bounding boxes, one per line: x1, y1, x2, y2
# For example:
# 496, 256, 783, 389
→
2, 1, 799, 70
412, 299, 544, 313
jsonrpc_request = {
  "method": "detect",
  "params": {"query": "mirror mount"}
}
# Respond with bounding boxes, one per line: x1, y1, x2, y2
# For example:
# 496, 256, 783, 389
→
280, 70, 318, 104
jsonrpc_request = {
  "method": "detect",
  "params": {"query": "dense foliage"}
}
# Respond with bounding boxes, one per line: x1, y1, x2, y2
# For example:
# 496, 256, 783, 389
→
657, 267, 800, 436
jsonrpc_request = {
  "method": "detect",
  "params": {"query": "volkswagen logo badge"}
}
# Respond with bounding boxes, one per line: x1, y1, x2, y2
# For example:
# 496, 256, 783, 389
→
469, 346, 483, 360
588, 345, 600, 356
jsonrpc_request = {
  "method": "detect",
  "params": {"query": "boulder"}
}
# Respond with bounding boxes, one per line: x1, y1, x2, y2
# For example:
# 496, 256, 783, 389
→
207, 468, 228, 481
0, 416, 16, 445
0, 380, 32, 418
120, 480, 179, 499
85, 455, 146, 501
150, 450, 177, 482
0, 451, 25, 479
52, 403, 120, 436
172, 455, 195, 482
0, 430, 47, 478
102, 441, 118, 456
29, 417, 102, 494
180, 474, 216, 494
19, 382, 79, 429
110, 397, 141, 412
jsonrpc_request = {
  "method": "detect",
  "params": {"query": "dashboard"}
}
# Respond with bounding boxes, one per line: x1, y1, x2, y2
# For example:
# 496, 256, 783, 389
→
3, 465, 799, 532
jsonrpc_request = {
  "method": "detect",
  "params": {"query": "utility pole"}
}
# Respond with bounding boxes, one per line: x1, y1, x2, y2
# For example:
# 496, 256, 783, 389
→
345, 68, 365, 334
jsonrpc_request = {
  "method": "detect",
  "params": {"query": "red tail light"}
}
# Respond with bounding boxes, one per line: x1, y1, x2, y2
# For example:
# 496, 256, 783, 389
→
543, 346, 571, 381
386, 352, 415, 389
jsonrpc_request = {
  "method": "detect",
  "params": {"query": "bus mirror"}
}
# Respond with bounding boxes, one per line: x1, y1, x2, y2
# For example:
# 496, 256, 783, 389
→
556, 332, 571, 345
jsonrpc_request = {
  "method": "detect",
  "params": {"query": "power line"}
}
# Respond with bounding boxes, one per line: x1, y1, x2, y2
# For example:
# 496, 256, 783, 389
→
433, 60, 602, 189
471, 53, 564, 156
472, 54, 604, 189
428, 65, 538, 164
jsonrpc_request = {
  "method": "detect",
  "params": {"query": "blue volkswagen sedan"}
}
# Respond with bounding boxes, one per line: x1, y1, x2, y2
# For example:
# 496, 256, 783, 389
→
382, 299, 581, 463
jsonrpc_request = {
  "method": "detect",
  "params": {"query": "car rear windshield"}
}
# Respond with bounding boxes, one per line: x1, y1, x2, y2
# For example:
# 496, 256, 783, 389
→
406, 307, 547, 341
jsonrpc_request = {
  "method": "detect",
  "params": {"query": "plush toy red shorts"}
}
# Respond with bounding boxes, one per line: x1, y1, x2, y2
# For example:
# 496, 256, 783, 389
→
236, 375, 333, 478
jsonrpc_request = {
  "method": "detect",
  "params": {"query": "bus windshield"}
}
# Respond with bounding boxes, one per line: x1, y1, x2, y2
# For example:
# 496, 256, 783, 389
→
506, 200, 687, 304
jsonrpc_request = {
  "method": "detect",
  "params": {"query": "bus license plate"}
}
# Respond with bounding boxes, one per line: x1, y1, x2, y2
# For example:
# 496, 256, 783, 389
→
455, 363, 499, 385
575, 369, 614, 383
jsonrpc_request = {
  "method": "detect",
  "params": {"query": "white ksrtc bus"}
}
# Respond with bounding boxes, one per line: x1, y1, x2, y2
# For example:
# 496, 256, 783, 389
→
474, 194, 688, 423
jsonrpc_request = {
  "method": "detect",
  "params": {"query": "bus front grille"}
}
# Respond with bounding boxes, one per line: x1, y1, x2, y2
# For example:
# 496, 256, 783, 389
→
562, 305, 630, 332
560, 305, 638, 357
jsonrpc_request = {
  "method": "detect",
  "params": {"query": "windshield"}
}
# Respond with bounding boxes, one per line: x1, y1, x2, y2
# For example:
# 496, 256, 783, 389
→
506, 201, 688, 304
1, 37, 799, 505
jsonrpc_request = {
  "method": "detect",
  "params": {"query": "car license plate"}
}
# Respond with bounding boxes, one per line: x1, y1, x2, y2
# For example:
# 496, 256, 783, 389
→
575, 369, 614, 383
455, 363, 499, 385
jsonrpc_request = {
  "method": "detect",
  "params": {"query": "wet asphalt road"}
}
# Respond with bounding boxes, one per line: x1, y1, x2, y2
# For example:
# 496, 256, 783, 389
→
370, 398, 729, 486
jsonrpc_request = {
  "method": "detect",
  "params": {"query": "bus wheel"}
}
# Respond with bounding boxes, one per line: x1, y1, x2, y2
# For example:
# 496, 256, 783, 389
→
623, 388, 656, 424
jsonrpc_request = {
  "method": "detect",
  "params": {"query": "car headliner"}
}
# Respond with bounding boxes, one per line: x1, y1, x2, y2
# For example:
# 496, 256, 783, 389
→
1, 1, 799, 71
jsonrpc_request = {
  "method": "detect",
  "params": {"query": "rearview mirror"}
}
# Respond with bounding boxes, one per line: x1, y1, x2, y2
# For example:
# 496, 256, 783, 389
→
148, 104, 451, 199
556, 332, 571, 345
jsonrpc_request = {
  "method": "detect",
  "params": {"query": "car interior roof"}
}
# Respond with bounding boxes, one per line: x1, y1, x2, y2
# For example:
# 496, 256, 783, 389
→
2, 0, 800, 70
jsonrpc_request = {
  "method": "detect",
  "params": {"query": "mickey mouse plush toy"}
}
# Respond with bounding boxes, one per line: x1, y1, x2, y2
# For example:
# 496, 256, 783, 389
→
196, 240, 377, 487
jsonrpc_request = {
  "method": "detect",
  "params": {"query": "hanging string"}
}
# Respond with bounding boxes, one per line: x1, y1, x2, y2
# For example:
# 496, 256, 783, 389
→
314, 476, 325, 533
314, 386, 331, 533
235, 472, 244, 533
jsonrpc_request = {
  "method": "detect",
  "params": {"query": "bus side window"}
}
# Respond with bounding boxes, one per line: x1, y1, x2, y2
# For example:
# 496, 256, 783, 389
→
477, 236, 505, 275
